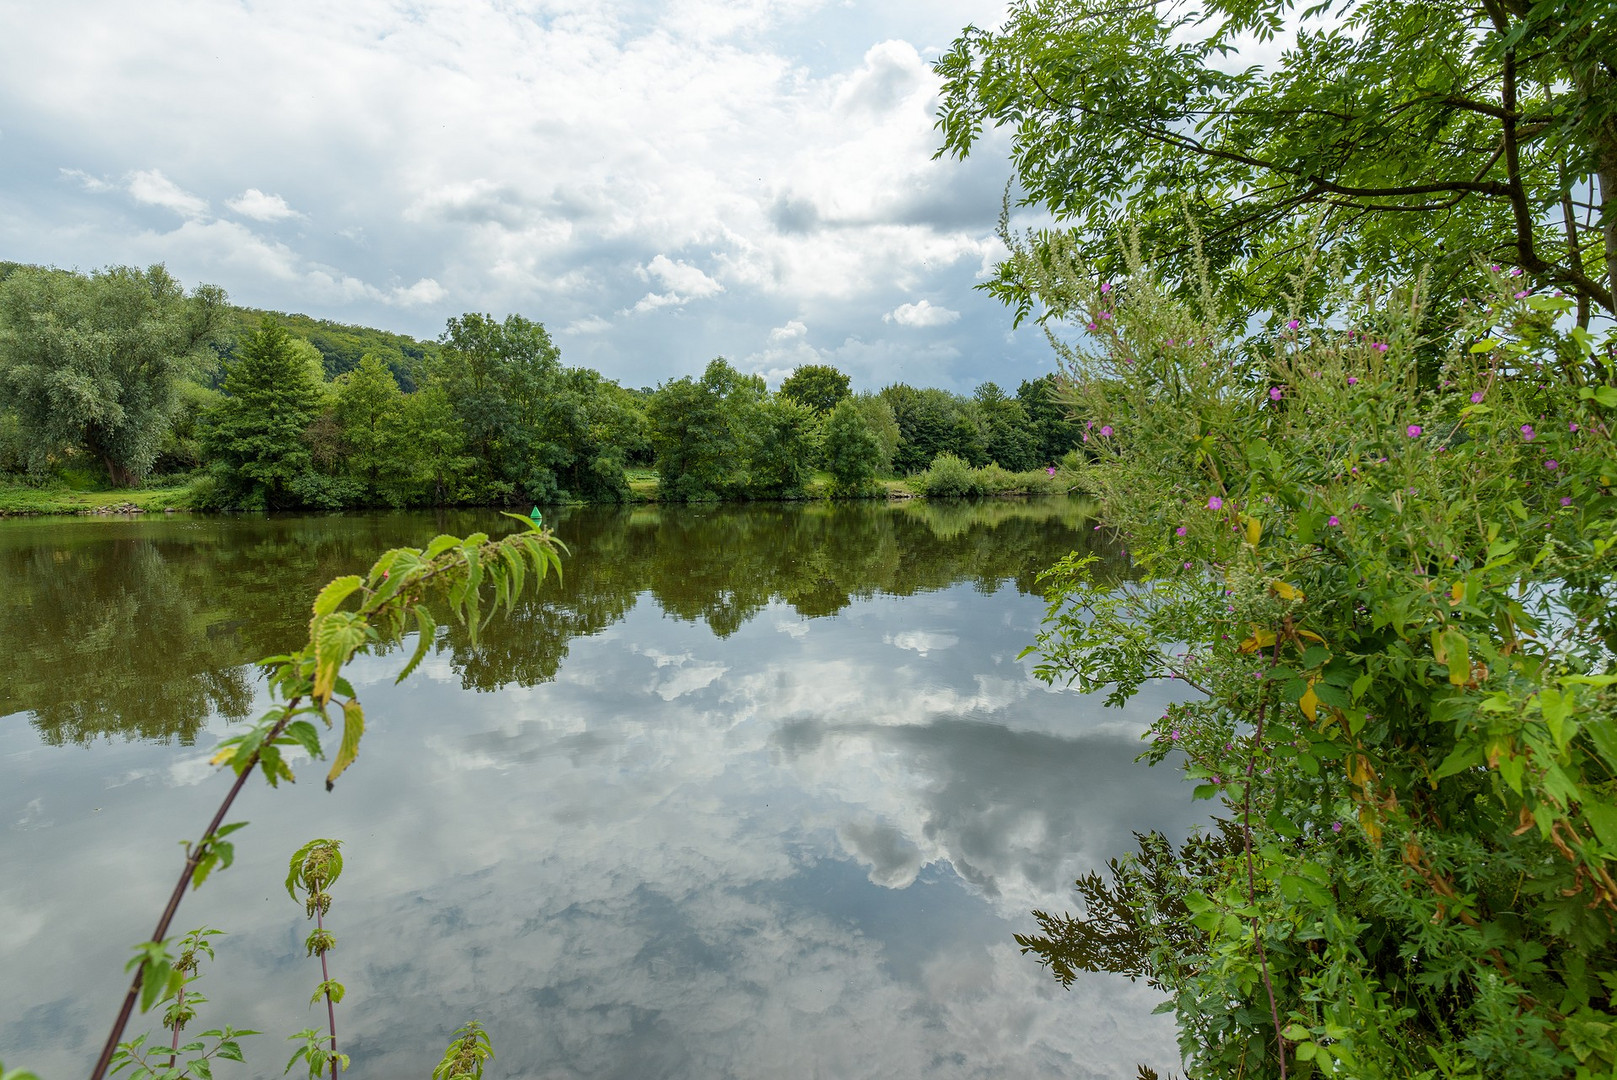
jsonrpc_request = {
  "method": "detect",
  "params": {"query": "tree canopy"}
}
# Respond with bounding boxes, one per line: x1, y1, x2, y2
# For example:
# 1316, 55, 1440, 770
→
0, 264, 227, 484
935, 0, 1617, 325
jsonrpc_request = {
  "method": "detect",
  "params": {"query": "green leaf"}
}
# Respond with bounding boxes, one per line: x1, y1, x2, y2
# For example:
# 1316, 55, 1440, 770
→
396, 606, 436, 685
1435, 743, 1483, 778
1584, 803, 1617, 851
280, 720, 324, 759
311, 575, 363, 618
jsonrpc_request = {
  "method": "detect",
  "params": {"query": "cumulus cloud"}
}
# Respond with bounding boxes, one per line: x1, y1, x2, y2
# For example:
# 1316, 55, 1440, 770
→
884, 299, 960, 327
3, 0, 1063, 391
627, 254, 725, 314
768, 319, 807, 343
126, 169, 209, 219
225, 188, 301, 222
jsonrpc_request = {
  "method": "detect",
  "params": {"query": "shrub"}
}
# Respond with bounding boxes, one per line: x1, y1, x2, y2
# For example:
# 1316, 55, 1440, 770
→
1013, 238, 1617, 1078
911, 451, 981, 497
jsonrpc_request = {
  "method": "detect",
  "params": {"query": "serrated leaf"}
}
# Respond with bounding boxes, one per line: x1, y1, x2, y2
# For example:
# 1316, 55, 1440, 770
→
311, 576, 363, 618
280, 720, 324, 759
396, 606, 436, 685
326, 699, 365, 792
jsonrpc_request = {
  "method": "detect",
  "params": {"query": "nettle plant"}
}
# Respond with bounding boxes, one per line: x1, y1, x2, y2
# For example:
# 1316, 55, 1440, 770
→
1012, 236, 1617, 1079
78, 515, 564, 1080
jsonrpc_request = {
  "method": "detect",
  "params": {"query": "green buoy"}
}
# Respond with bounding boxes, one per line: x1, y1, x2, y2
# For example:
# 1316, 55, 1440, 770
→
529, 506, 543, 526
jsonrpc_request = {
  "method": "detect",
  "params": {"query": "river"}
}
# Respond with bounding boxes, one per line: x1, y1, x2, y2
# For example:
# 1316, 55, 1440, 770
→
0, 499, 1200, 1079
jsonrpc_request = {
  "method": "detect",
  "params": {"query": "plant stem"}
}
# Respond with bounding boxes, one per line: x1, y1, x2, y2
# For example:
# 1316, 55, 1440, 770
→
1244, 644, 1287, 1080
88, 699, 301, 1080
166, 984, 185, 1069
316, 903, 339, 1080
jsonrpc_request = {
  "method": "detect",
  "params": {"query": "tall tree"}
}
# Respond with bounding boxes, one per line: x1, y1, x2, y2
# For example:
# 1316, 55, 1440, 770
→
647, 358, 762, 500
333, 353, 406, 500
935, 0, 1617, 326
202, 319, 325, 508
1017, 375, 1081, 465
974, 381, 1038, 471
822, 396, 883, 495
779, 363, 852, 414
0, 264, 227, 485
437, 312, 565, 503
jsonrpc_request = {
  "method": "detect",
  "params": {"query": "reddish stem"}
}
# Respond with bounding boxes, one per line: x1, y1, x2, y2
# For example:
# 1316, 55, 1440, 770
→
316, 903, 339, 1080
88, 702, 300, 1080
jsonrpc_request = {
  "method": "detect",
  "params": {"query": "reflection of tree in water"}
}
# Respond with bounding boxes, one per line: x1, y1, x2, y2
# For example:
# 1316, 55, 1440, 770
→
1016, 821, 1242, 994
3, 498, 1122, 741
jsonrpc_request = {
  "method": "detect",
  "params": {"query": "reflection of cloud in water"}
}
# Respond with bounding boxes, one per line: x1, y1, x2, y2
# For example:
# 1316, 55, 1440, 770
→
1, 537, 1194, 1079
886, 629, 959, 656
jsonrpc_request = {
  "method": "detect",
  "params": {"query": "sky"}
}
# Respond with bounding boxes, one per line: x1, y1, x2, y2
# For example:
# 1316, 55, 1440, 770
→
0, 0, 1064, 394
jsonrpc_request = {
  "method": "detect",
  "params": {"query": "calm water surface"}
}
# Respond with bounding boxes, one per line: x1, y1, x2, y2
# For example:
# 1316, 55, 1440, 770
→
1, 500, 1200, 1079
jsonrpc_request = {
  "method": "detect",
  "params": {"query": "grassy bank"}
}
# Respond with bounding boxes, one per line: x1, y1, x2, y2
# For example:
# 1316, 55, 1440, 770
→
0, 482, 196, 517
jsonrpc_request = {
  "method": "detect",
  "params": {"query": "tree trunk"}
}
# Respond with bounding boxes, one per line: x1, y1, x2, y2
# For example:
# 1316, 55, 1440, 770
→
1601, 161, 1617, 318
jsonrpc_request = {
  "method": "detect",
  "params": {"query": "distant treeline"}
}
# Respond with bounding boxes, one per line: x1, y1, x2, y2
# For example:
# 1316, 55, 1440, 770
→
0, 262, 1082, 508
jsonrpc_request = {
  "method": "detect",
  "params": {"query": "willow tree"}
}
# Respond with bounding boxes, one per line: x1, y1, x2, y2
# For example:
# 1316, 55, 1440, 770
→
935, 0, 1617, 328
0, 264, 227, 484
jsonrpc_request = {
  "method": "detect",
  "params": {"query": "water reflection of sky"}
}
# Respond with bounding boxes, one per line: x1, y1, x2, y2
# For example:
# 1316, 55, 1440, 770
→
2, 510, 1204, 1079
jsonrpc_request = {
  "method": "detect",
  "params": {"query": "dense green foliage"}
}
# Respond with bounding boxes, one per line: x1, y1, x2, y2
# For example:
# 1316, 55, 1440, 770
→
0, 265, 1078, 510
0, 265, 227, 485
1010, 240, 1617, 1076
935, 0, 1617, 325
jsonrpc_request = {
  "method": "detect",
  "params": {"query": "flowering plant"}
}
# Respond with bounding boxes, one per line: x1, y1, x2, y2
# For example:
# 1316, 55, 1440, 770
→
1014, 235, 1617, 1078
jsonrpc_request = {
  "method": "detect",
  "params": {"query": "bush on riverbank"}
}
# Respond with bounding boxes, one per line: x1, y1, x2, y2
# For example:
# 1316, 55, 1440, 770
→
909, 452, 1071, 498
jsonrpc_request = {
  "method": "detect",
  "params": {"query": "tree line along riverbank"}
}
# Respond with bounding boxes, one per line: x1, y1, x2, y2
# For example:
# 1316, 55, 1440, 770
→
0, 261, 1085, 515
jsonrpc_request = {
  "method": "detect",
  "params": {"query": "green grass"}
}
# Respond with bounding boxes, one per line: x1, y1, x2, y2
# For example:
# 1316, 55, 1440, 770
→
0, 481, 194, 516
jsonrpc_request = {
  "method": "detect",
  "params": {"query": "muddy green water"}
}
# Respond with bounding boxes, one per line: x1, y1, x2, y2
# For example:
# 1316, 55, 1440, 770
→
1, 500, 1198, 1079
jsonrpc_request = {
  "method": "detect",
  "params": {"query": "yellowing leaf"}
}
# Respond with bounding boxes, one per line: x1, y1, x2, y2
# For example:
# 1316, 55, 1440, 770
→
1239, 626, 1278, 654
1449, 580, 1465, 606
1245, 515, 1262, 546
326, 699, 365, 792
210, 745, 238, 767
1270, 580, 1305, 601
1295, 629, 1326, 644
1299, 682, 1320, 723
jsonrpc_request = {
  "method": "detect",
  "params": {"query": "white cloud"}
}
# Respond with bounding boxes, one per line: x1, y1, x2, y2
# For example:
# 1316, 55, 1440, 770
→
884, 299, 960, 328
388, 277, 446, 306
225, 188, 301, 222
768, 319, 807, 343
2, 0, 1060, 391
59, 167, 116, 193
126, 169, 209, 219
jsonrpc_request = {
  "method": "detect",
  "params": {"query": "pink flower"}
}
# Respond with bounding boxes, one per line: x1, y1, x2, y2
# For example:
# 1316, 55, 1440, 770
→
1510, 267, 1522, 277
1514, 290, 1529, 299
1521, 424, 1535, 441
1286, 319, 1300, 330
1347, 376, 1358, 385
1489, 264, 1500, 272
1470, 391, 1484, 403
1176, 526, 1187, 536
1331, 822, 1343, 833
1545, 459, 1559, 470
1374, 342, 1389, 352
1570, 422, 1579, 432
1046, 466, 1056, 476
1099, 425, 1113, 437
1207, 496, 1224, 510
1100, 281, 1112, 293
1086, 321, 1097, 331
1406, 425, 1422, 437
1099, 311, 1112, 320
1561, 496, 1573, 506
1269, 386, 1283, 401
1328, 515, 1340, 526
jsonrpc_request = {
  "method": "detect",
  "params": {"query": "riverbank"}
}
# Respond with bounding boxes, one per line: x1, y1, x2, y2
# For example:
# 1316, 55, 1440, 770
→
0, 482, 196, 517
0, 467, 1072, 517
